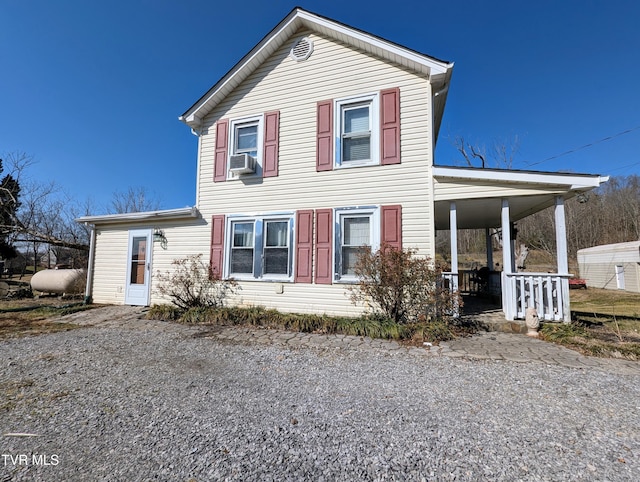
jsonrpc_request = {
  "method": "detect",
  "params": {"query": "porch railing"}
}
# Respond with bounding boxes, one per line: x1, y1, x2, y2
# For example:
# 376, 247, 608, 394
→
440, 271, 458, 292
503, 272, 571, 322
441, 271, 572, 322
441, 270, 501, 296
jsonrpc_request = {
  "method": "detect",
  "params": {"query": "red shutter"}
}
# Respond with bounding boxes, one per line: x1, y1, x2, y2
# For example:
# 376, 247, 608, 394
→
316, 100, 333, 172
214, 119, 229, 182
294, 210, 313, 283
381, 205, 402, 250
263, 110, 280, 178
315, 209, 333, 284
210, 215, 225, 278
380, 88, 401, 165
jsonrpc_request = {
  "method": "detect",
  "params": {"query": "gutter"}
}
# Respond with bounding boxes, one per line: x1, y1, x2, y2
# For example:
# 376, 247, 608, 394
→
76, 206, 199, 225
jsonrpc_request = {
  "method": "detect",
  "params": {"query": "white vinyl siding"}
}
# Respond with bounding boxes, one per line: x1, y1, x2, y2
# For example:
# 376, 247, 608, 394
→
89, 219, 211, 305
192, 30, 434, 315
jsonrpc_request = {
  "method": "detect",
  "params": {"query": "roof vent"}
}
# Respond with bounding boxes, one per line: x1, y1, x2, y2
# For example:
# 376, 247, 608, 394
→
290, 37, 314, 62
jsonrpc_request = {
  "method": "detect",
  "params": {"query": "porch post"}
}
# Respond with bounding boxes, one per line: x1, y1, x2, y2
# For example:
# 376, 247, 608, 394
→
485, 228, 493, 269
449, 202, 458, 291
555, 196, 571, 322
501, 199, 514, 320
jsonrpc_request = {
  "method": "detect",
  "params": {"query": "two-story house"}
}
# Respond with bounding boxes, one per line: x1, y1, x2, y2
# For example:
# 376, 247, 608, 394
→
78, 8, 607, 323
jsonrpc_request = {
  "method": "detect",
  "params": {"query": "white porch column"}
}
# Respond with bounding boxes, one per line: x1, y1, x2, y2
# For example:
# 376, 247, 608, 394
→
501, 199, 514, 320
449, 202, 458, 291
501, 200, 513, 274
485, 228, 493, 270
555, 196, 571, 322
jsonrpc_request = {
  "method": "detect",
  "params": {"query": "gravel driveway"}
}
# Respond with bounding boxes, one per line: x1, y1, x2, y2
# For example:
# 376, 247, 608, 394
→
1, 308, 639, 481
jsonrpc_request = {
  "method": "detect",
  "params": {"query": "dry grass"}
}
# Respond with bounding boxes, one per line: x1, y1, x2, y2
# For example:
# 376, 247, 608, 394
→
538, 288, 640, 360
570, 287, 640, 318
0, 296, 93, 338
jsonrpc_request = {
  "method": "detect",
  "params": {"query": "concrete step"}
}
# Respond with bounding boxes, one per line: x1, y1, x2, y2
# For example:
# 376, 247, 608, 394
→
481, 320, 528, 334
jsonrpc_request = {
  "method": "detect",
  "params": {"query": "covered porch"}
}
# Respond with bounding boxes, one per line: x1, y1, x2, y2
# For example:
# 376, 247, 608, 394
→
433, 166, 608, 323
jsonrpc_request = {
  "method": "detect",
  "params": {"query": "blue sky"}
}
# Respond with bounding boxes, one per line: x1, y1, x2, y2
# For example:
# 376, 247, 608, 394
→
2, 0, 639, 213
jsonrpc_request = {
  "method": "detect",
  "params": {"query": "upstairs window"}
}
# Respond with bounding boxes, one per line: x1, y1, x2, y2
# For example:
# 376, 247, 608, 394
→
341, 103, 371, 162
316, 88, 399, 172
214, 111, 280, 182
335, 94, 379, 168
233, 121, 259, 158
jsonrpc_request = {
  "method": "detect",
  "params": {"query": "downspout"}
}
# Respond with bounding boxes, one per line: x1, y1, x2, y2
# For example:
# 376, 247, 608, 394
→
190, 125, 203, 209
84, 223, 96, 304
432, 84, 449, 154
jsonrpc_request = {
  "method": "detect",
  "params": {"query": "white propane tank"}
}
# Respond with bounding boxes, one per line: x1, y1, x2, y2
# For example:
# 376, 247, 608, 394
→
30, 269, 86, 295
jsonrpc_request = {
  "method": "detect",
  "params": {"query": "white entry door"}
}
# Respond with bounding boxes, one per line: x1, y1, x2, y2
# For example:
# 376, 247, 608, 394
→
125, 229, 153, 306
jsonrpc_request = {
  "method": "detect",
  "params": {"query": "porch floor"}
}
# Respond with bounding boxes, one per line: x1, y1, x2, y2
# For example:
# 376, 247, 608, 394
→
460, 295, 527, 334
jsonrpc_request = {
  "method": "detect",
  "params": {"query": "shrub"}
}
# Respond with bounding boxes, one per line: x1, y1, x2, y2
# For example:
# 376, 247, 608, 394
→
154, 254, 238, 310
147, 304, 182, 321
539, 322, 590, 342
349, 243, 461, 324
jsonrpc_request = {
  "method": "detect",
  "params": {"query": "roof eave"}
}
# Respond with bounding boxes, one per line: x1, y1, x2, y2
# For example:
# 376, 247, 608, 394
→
433, 166, 609, 190
76, 206, 200, 225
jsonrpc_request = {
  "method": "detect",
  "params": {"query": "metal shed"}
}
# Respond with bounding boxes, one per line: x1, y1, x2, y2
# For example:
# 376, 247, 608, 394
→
578, 241, 640, 293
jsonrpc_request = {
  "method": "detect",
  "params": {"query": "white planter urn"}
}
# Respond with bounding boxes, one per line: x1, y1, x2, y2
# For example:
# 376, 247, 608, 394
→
525, 307, 540, 337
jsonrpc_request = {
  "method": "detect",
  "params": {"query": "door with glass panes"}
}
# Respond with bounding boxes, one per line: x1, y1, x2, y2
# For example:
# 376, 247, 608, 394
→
125, 229, 152, 305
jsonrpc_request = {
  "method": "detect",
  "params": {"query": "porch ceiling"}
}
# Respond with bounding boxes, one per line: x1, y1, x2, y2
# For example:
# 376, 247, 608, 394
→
434, 193, 565, 230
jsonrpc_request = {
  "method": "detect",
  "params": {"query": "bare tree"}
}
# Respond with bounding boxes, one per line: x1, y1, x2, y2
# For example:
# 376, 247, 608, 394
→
0, 152, 91, 273
453, 136, 519, 169
110, 186, 161, 214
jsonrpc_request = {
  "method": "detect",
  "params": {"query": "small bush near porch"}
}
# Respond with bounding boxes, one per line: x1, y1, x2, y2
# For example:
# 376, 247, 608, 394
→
348, 244, 461, 325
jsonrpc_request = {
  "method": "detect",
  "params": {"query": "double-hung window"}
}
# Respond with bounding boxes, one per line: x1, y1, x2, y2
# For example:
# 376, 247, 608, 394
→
335, 207, 380, 281
230, 222, 255, 274
263, 220, 289, 275
335, 94, 379, 168
227, 214, 293, 280
228, 115, 263, 178
233, 121, 259, 158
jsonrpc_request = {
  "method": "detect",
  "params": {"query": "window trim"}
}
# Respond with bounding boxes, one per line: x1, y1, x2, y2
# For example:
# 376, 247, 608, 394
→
334, 94, 379, 169
334, 206, 380, 282
228, 114, 264, 179
224, 212, 294, 281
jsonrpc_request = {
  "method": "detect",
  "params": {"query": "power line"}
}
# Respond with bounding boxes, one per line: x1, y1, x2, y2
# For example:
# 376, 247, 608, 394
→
606, 161, 640, 173
525, 125, 640, 168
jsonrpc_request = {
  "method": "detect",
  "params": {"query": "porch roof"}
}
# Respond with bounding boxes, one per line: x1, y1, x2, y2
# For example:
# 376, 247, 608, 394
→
76, 206, 200, 226
432, 166, 608, 229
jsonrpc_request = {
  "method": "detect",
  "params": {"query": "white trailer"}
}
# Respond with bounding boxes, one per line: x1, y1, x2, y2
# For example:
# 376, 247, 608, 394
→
578, 241, 640, 293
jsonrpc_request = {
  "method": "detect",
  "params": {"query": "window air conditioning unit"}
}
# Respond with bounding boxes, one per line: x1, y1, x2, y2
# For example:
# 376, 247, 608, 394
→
229, 154, 256, 174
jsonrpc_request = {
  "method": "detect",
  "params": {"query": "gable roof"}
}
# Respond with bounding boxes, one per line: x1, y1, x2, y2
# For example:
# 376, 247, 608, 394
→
179, 7, 454, 137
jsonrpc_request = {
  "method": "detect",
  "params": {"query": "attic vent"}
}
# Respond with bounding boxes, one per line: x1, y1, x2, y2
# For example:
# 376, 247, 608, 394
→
289, 37, 314, 62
